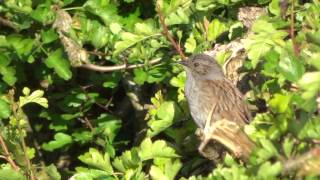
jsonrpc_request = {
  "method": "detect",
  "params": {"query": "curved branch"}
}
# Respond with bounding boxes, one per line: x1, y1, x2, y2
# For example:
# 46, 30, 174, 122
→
80, 58, 162, 72
283, 147, 320, 175
0, 134, 20, 171
0, 17, 19, 32
156, 3, 187, 61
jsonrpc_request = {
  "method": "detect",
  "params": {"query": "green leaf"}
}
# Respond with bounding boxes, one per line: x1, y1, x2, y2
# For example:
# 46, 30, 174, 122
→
244, 20, 287, 68
45, 49, 72, 80
147, 101, 179, 137
309, 53, 320, 70
84, 0, 121, 25
0, 54, 17, 86
257, 161, 282, 178
0, 99, 11, 119
165, 8, 190, 25
44, 164, 61, 180
151, 159, 182, 180
184, 34, 196, 53
159, 0, 192, 25
30, 4, 55, 23
41, 29, 59, 44
114, 32, 143, 55
245, 39, 272, 68
19, 87, 48, 108
298, 72, 320, 99
0, 35, 9, 47
109, 22, 122, 34
259, 139, 279, 156
102, 72, 122, 89
196, 0, 217, 11
72, 167, 112, 180
42, 132, 73, 151
112, 148, 141, 172
72, 131, 93, 144
89, 24, 109, 49
228, 22, 243, 40
7, 35, 34, 59
268, 93, 291, 113
78, 148, 113, 173
94, 113, 121, 143
169, 72, 186, 88
134, 21, 157, 36
207, 19, 227, 42
0, 167, 26, 180
298, 117, 320, 140
150, 166, 168, 180
139, 138, 179, 161
133, 68, 148, 85
269, 0, 280, 16
283, 137, 294, 158
278, 51, 305, 82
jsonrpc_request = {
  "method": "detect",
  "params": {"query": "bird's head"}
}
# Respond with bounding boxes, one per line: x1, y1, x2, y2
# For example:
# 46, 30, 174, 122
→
178, 54, 224, 80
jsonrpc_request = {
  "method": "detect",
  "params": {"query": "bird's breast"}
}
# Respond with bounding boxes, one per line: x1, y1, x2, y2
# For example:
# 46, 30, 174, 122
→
185, 76, 212, 129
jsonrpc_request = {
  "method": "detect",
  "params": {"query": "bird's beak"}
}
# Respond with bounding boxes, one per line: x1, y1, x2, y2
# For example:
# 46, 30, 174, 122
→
176, 61, 188, 67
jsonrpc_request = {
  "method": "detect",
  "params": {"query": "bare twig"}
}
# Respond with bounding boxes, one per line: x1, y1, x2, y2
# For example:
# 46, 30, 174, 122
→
83, 117, 94, 131
0, 134, 20, 171
0, 17, 19, 32
290, 0, 300, 56
283, 147, 320, 175
19, 132, 37, 180
80, 58, 162, 72
156, 3, 187, 60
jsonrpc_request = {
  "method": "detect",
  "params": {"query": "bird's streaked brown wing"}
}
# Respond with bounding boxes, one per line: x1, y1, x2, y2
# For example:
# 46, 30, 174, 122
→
200, 79, 251, 126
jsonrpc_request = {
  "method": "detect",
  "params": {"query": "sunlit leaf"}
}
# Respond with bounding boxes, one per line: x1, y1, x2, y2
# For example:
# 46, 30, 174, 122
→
78, 148, 113, 173
0, 99, 11, 119
45, 49, 72, 80
42, 133, 72, 151
139, 138, 179, 161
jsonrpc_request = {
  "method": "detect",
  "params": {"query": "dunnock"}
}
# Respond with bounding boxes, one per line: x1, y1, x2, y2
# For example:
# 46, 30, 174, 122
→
179, 54, 251, 158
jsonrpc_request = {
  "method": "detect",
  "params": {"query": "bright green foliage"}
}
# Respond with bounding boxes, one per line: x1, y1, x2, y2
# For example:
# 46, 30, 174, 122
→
0, 0, 320, 179
42, 132, 73, 151
45, 49, 72, 81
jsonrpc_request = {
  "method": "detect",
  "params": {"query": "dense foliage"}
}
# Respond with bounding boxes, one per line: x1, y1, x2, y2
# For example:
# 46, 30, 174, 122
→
0, 0, 320, 179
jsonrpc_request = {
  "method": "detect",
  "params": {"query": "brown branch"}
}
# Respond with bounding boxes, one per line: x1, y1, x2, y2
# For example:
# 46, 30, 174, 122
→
80, 58, 162, 72
290, 0, 300, 56
156, 3, 187, 61
19, 134, 37, 180
83, 117, 94, 131
0, 17, 19, 32
0, 134, 20, 171
283, 147, 320, 175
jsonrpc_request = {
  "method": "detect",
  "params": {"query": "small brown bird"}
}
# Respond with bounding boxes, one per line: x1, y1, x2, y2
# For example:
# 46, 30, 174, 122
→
179, 54, 251, 158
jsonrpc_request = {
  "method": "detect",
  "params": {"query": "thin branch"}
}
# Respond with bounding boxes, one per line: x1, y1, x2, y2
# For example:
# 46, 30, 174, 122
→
283, 147, 320, 175
80, 58, 162, 72
290, 0, 299, 56
0, 17, 19, 32
19, 132, 37, 180
84, 117, 94, 131
156, 3, 187, 61
0, 134, 20, 171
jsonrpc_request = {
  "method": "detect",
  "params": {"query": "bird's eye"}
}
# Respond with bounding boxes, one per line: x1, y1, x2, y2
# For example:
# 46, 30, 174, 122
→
194, 62, 199, 67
